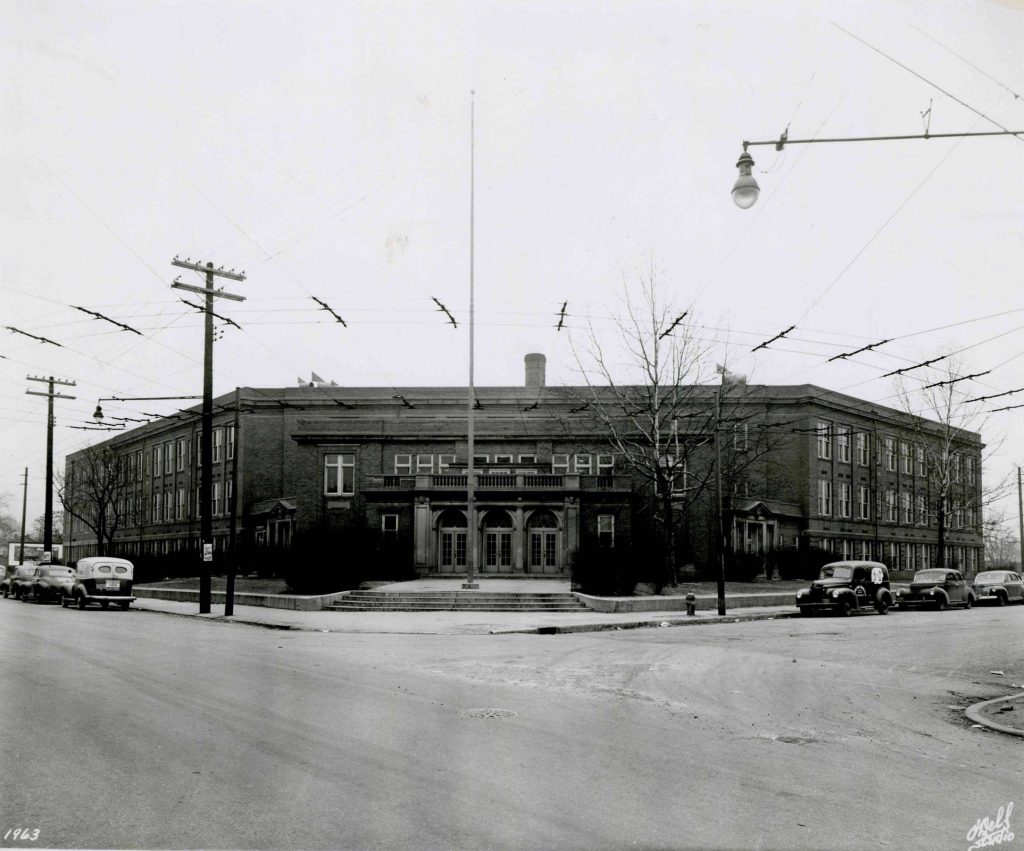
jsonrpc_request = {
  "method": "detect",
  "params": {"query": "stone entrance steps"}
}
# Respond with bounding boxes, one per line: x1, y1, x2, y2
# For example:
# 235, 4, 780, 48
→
327, 590, 590, 612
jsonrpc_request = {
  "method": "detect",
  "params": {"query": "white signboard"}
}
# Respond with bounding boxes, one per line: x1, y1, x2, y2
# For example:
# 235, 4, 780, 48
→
203, 543, 213, 562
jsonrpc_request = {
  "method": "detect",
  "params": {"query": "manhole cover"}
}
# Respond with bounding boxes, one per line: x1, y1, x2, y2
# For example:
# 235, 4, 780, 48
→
458, 708, 518, 719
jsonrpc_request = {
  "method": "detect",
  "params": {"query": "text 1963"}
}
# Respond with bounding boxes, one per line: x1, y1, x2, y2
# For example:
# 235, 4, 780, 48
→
3, 829, 40, 842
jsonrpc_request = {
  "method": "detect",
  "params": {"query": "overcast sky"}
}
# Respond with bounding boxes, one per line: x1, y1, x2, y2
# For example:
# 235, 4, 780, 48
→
3, 0, 1024, 531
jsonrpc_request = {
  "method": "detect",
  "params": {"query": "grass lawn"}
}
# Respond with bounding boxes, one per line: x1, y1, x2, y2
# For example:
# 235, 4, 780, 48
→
141, 576, 291, 594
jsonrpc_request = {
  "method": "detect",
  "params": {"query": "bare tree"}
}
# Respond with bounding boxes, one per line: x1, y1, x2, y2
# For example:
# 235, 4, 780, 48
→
896, 359, 1002, 570
58, 445, 128, 556
568, 262, 771, 588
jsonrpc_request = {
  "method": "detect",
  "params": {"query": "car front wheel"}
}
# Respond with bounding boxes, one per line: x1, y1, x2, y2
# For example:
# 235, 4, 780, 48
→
965, 595, 973, 609
875, 599, 890, 615
997, 592, 1007, 607
836, 598, 852, 617
936, 597, 948, 611
76, 594, 86, 610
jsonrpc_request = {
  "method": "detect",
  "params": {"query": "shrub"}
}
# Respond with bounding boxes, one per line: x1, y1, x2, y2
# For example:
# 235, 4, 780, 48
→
724, 551, 763, 583
571, 541, 637, 596
283, 525, 365, 594
771, 546, 841, 581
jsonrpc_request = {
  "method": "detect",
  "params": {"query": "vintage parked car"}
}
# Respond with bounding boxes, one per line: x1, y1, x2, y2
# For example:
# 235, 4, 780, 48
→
895, 569, 975, 610
20, 566, 76, 603
62, 556, 136, 610
795, 561, 893, 616
972, 570, 1024, 606
1, 565, 33, 598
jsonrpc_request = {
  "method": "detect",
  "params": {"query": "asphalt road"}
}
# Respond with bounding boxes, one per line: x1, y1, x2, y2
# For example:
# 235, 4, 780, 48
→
0, 600, 1020, 850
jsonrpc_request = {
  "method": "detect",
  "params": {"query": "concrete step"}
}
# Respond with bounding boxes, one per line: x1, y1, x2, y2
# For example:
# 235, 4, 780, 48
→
327, 590, 590, 613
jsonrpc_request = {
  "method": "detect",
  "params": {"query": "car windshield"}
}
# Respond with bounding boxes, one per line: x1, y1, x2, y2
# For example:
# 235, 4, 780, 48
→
820, 565, 852, 580
974, 572, 1006, 583
914, 570, 947, 583
45, 569, 73, 577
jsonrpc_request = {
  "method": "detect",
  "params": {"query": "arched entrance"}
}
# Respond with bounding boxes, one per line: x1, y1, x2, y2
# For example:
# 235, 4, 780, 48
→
527, 509, 560, 574
481, 509, 514, 573
436, 508, 467, 571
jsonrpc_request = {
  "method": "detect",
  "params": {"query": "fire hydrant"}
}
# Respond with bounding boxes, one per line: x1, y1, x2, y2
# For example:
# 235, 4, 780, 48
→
685, 593, 697, 616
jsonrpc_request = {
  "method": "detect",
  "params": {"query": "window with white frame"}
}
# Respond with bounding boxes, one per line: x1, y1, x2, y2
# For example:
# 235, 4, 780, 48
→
381, 513, 399, 537
951, 452, 961, 481
916, 445, 926, 477
416, 454, 434, 474
966, 456, 976, 486
492, 454, 513, 466
226, 480, 233, 512
176, 439, 186, 472
573, 454, 592, 474
517, 454, 538, 464
858, 486, 870, 520
153, 445, 162, 477
886, 489, 897, 522
663, 457, 688, 494
839, 483, 851, 517
152, 492, 162, 523
551, 454, 570, 474
226, 426, 235, 461
212, 482, 223, 516
856, 432, 870, 466
733, 424, 749, 451
598, 514, 615, 548
885, 437, 896, 472
438, 454, 455, 472
212, 428, 224, 463
816, 422, 832, 460
164, 490, 174, 521
164, 442, 173, 474
901, 492, 912, 524
324, 454, 355, 496
817, 480, 832, 515
952, 505, 963, 528
596, 454, 615, 473
472, 454, 489, 466
836, 427, 851, 463
176, 488, 186, 520
136, 450, 144, 481
900, 442, 912, 475
916, 493, 926, 525
394, 454, 413, 475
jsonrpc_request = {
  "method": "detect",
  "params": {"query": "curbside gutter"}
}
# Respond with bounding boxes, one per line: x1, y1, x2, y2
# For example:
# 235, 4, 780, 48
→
134, 586, 351, 611
495, 609, 801, 635
965, 694, 1024, 738
573, 591, 794, 613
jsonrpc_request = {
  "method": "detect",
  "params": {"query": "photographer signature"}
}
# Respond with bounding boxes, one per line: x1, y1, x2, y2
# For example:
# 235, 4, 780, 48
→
967, 802, 1013, 850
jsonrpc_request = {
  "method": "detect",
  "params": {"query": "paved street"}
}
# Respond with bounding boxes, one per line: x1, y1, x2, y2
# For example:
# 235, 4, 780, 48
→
0, 600, 1020, 850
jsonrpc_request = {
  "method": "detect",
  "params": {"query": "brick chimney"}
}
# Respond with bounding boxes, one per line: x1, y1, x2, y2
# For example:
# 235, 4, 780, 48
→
525, 353, 546, 389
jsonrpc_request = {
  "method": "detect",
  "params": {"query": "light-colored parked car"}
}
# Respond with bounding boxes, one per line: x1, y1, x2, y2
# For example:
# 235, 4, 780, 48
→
63, 556, 136, 610
972, 571, 1024, 606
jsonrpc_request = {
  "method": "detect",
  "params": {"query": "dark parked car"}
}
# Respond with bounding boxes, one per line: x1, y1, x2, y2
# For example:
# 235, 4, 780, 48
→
795, 561, 893, 616
19, 566, 76, 603
1, 565, 33, 598
972, 570, 1024, 606
895, 569, 975, 610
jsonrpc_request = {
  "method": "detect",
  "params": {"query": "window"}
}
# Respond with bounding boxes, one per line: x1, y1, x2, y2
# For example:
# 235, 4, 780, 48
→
226, 480, 233, 513
153, 445, 162, 477
195, 487, 201, 517
885, 438, 896, 472
394, 454, 412, 475
381, 513, 399, 537
858, 486, 870, 520
573, 454, 592, 474
817, 480, 832, 515
733, 424, 749, 451
886, 489, 897, 522
900, 442, 912, 475
816, 422, 832, 460
518, 454, 538, 464
226, 426, 235, 461
473, 454, 489, 466
175, 488, 185, 520
838, 483, 851, 518
212, 482, 223, 516
212, 428, 224, 463
663, 457, 688, 494
437, 454, 456, 472
916, 445, 926, 477
598, 515, 615, 548
163, 442, 173, 474
324, 454, 355, 496
416, 454, 434, 474
966, 456, 976, 486
596, 454, 615, 473
901, 492, 912, 524
153, 491, 162, 523
856, 432, 870, 466
551, 454, 570, 474
136, 450, 144, 481
164, 490, 173, 521
836, 427, 851, 463
492, 454, 513, 465
176, 439, 186, 472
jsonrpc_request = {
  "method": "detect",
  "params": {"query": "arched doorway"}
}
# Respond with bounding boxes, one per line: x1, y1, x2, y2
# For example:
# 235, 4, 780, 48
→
437, 508, 467, 571
482, 509, 514, 573
527, 509, 560, 574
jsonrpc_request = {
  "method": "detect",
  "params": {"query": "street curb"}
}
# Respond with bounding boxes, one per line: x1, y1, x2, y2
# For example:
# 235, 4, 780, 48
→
965, 694, 1024, 738
492, 610, 802, 635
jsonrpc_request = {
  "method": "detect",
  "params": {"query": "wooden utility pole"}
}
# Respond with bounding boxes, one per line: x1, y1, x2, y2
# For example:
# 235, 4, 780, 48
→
26, 376, 76, 561
172, 257, 246, 613
463, 92, 478, 590
18, 468, 28, 565
1018, 467, 1023, 571
225, 387, 241, 617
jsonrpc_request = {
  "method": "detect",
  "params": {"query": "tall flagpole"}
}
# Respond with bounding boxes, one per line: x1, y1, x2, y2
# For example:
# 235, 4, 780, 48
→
464, 91, 479, 590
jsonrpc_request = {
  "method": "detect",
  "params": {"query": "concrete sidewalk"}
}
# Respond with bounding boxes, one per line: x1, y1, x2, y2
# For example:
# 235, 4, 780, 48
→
128, 595, 800, 635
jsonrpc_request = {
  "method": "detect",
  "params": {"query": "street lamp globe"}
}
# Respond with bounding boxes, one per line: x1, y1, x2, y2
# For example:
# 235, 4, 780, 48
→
732, 150, 759, 209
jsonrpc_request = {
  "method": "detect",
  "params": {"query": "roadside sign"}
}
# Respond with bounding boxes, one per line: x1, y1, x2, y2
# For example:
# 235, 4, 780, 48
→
203, 543, 213, 562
